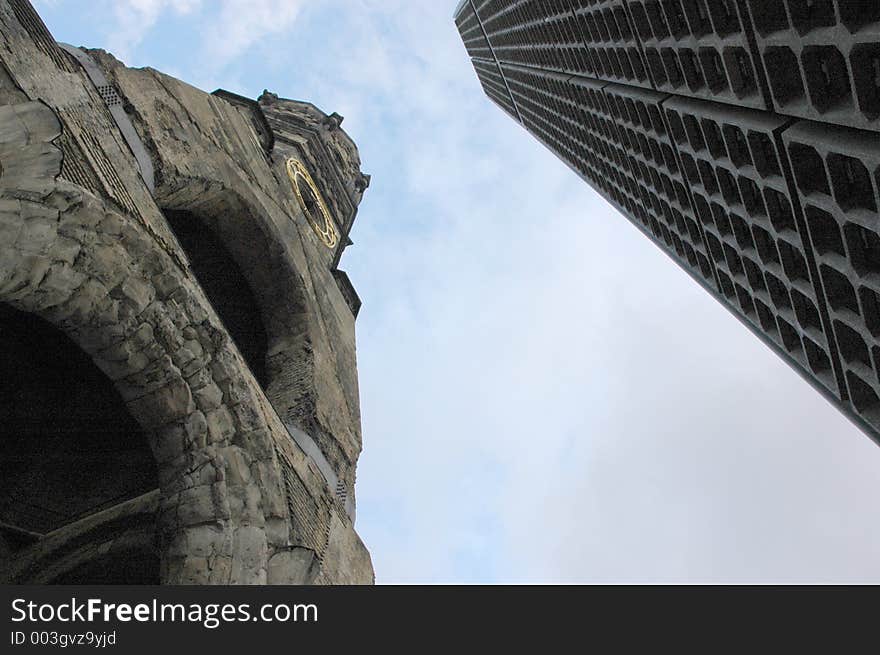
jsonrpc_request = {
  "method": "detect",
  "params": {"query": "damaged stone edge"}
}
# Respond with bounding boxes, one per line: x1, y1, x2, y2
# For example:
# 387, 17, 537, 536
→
57, 43, 155, 193
211, 88, 274, 155
287, 422, 355, 521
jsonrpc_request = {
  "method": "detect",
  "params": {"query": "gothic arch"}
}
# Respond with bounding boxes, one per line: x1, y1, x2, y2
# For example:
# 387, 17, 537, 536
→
0, 300, 159, 578
151, 173, 363, 521
154, 180, 320, 438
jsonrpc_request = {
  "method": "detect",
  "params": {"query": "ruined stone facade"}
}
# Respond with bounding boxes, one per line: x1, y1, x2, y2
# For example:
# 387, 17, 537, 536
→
0, 0, 373, 584
457, 0, 880, 445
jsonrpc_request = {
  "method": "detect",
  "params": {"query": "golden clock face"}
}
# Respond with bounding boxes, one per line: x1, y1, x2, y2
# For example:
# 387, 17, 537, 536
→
286, 157, 339, 249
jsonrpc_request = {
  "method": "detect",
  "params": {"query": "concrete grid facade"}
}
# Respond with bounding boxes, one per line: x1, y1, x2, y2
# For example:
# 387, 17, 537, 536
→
455, 0, 880, 444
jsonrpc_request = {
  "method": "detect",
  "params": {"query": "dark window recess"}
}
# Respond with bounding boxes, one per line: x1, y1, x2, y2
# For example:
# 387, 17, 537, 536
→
788, 0, 836, 35
718, 168, 741, 206
666, 109, 686, 143
748, 131, 780, 177
648, 1, 672, 40
851, 44, 880, 120
724, 242, 745, 276
699, 160, 719, 195
838, 2, 880, 32
822, 264, 860, 315
709, 202, 729, 234
680, 48, 705, 91
645, 48, 666, 86
0, 303, 158, 536
791, 288, 822, 331
764, 47, 805, 106
736, 283, 756, 316
731, 212, 755, 250
778, 317, 803, 355
664, 0, 689, 38
765, 188, 795, 233
835, 320, 872, 368
699, 47, 728, 93
702, 118, 725, 159
723, 124, 751, 167
684, 114, 705, 150
662, 48, 685, 87
802, 46, 852, 114
739, 176, 765, 215
753, 225, 780, 265
744, 256, 766, 290
805, 205, 846, 256
706, 0, 740, 36
827, 153, 876, 212
766, 272, 792, 310
844, 222, 880, 278
804, 337, 832, 376
779, 239, 810, 282
755, 299, 776, 333
630, 3, 653, 41
682, 0, 712, 36
165, 210, 269, 387
718, 269, 736, 299
860, 286, 880, 336
747, 0, 788, 36
682, 152, 701, 184
628, 47, 647, 80
708, 231, 726, 263
847, 371, 880, 421
789, 142, 829, 195
723, 47, 756, 98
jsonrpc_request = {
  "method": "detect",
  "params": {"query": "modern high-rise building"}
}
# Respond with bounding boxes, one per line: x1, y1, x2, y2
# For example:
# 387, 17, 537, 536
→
455, 0, 880, 444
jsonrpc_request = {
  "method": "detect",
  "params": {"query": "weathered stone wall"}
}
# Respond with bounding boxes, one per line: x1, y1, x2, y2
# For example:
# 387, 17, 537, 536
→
90, 52, 365, 509
0, 0, 372, 584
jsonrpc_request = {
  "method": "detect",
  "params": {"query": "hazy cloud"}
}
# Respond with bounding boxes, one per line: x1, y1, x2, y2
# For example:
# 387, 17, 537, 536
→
108, 0, 201, 62
199, 0, 304, 71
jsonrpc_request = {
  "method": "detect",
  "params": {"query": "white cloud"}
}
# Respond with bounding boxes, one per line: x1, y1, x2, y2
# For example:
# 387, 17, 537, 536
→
199, 0, 304, 71
107, 0, 201, 63
54, 0, 303, 83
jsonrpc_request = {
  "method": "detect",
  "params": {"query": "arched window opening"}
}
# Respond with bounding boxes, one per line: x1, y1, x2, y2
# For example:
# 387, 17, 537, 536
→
165, 210, 269, 387
0, 303, 159, 543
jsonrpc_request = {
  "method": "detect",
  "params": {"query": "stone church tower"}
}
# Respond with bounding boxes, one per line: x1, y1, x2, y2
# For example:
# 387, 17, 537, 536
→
0, 0, 373, 584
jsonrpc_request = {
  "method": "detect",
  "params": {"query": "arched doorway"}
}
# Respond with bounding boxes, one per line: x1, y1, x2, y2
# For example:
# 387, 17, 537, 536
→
0, 302, 159, 583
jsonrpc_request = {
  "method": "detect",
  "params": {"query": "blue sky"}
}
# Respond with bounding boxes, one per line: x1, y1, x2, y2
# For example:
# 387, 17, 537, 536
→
35, 0, 880, 583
